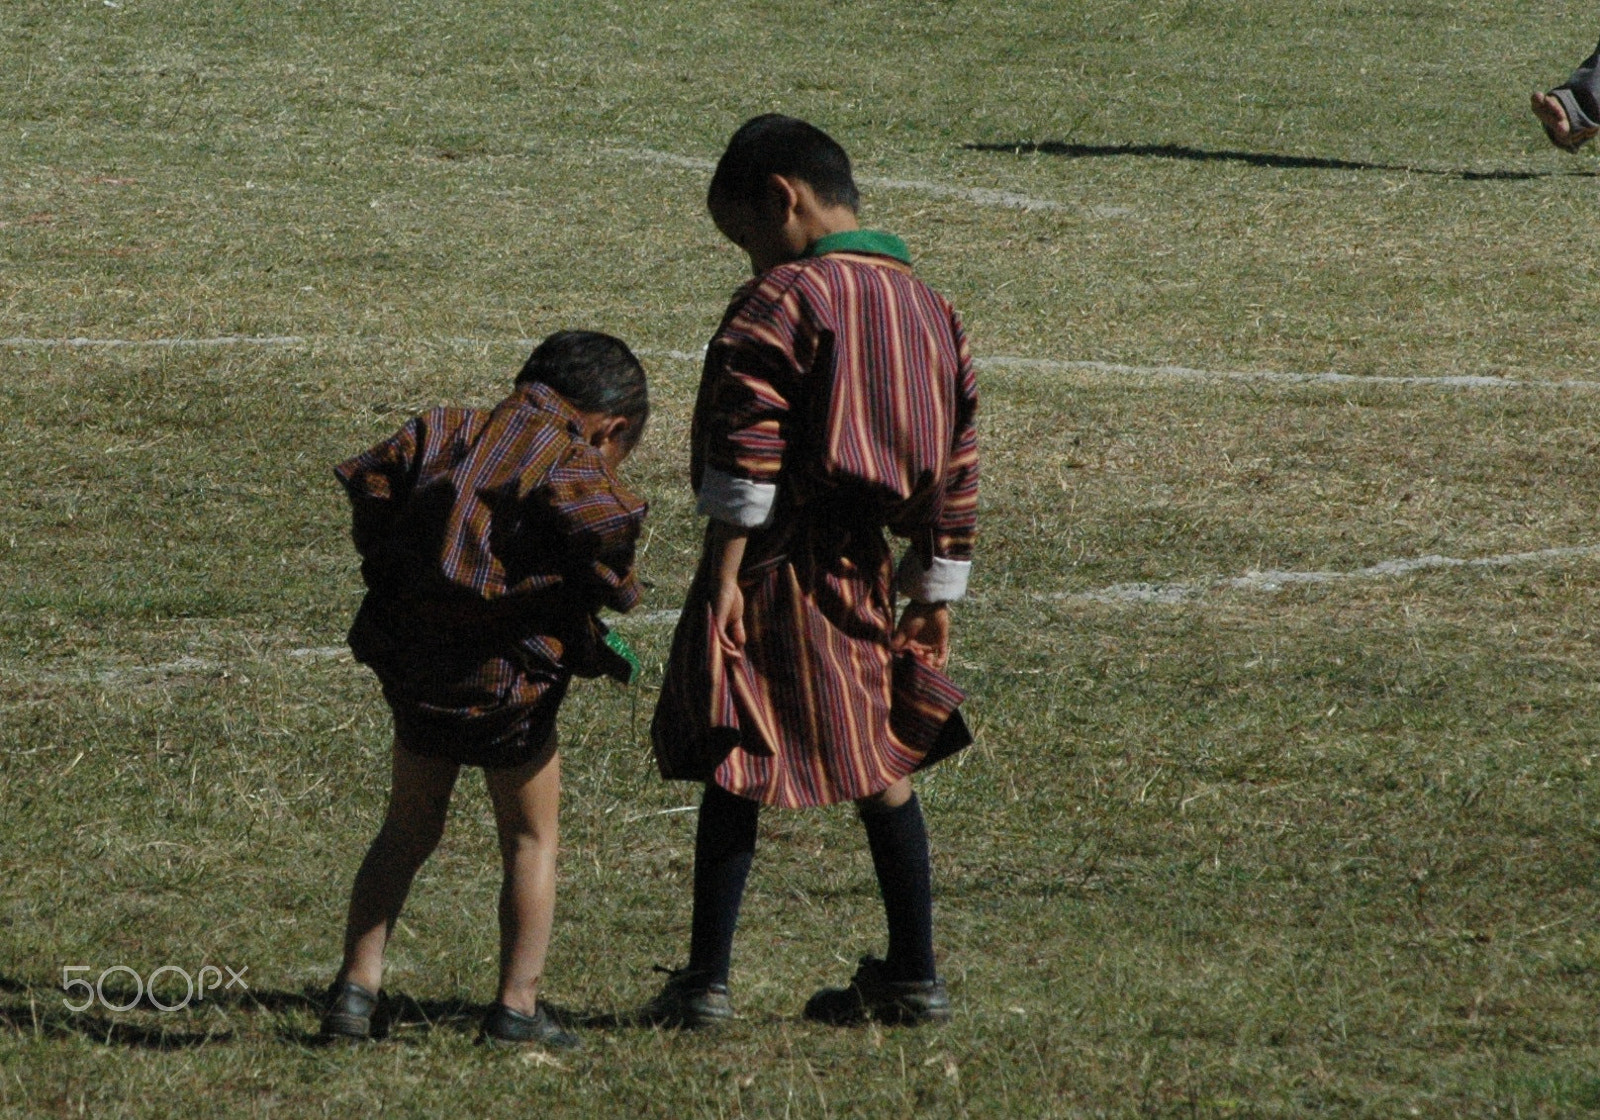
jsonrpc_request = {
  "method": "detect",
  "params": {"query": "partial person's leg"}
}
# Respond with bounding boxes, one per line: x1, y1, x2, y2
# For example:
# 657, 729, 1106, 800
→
482, 731, 562, 1016
337, 740, 460, 992
1533, 36, 1600, 151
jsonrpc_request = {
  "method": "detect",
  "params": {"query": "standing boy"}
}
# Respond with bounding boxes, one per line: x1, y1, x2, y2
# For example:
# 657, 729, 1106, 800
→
647, 115, 978, 1026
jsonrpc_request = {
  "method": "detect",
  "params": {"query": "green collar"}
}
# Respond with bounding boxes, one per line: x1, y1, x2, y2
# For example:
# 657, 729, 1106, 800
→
806, 230, 911, 265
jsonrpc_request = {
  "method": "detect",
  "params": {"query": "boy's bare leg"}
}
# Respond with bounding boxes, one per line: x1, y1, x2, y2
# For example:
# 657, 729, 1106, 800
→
1531, 91, 1599, 151
338, 740, 460, 993
483, 732, 561, 1016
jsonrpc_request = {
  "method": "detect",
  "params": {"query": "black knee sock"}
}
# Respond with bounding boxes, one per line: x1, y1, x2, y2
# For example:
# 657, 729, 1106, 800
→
686, 782, 759, 987
860, 793, 936, 982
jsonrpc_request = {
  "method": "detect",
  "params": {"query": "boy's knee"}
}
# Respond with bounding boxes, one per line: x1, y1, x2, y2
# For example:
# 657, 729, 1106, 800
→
855, 778, 914, 816
378, 817, 446, 865
497, 827, 556, 865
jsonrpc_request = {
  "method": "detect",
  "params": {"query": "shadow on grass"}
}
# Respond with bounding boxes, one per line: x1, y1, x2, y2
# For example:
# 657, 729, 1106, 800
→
0, 992, 236, 1049
0, 975, 618, 1048
963, 140, 1599, 181
0, 975, 342, 1048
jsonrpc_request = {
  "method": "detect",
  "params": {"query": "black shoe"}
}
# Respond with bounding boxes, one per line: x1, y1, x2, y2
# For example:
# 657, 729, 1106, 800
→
639, 966, 733, 1028
319, 980, 379, 1042
803, 956, 951, 1026
479, 1002, 582, 1051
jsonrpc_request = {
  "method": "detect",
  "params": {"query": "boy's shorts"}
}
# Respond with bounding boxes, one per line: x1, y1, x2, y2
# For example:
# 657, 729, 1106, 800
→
385, 669, 568, 770
352, 598, 572, 770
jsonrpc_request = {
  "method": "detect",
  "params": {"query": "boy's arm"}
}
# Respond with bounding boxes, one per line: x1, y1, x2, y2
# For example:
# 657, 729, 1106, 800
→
693, 278, 808, 533
692, 277, 808, 653
695, 346, 789, 658
540, 443, 649, 614
895, 316, 979, 607
694, 345, 785, 660
894, 315, 978, 668
694, 341, 793, 533
705, 519, 750, 659
333, 416, 425, 557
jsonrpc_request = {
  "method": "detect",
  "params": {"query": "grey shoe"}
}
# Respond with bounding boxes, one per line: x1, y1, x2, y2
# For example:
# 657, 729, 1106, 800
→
480, 1002, 581, 1051
319, 980, 379, 1042
803, 956, 951, 1026
640, 967, 733, 1028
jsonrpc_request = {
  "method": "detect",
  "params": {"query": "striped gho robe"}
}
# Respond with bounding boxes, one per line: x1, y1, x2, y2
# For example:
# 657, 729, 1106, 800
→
652, 230, 979, 807
335, 380, 647, 768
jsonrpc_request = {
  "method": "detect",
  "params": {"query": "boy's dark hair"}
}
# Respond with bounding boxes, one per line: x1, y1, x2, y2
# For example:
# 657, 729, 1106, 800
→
707, 114, 860, 213
516, 330, 649, 448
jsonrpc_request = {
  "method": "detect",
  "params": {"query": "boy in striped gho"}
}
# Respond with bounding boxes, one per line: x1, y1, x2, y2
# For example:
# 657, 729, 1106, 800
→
646, 115, 979, 1026
321, 331, 649, 1051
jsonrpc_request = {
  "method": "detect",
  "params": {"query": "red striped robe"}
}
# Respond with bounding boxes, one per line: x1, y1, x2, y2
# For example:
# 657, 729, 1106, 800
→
652, 248, 979, 807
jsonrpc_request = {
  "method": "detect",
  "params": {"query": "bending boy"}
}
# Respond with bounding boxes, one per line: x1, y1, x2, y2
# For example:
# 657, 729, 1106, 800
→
322, 331, 649, 1050
647, 115, 979, 1026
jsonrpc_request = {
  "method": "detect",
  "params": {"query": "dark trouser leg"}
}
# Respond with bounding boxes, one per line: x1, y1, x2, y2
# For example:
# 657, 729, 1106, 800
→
1581, 38, 1600, 73
687, 782, 760, 986
1556, 39, 1600, 128
860, 793, 937, 982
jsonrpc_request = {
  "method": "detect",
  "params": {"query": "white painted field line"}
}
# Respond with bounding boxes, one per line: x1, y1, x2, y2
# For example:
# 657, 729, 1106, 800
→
604, 147, 1120, 215
6, 334, 1599, 392
14, 655, 229, 686
979, 356, 1600, 392
7, 544, 1595, 687
286, 646, 349, 659
621, 543, 1600, 622
634, 609, 685, 625
1058, 543, 1600, 605
6, 647, 351, 687
0, 335, 307, 349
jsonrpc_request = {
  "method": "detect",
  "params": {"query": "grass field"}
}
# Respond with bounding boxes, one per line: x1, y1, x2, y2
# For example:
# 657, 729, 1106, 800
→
6, 0, 1600, 1115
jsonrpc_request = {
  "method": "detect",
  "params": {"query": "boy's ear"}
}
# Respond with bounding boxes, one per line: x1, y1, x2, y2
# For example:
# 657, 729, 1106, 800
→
764, 172, 802, 220
593, 415, 631, 447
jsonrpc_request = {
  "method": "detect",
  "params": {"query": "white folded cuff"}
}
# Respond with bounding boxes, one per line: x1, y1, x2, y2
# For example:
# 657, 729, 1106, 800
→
896, 551, 971, 603
696, 467, 777, 529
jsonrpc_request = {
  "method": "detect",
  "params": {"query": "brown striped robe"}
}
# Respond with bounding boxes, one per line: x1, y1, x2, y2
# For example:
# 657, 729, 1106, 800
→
652, 241, 979, 807
336, 381, 647, 768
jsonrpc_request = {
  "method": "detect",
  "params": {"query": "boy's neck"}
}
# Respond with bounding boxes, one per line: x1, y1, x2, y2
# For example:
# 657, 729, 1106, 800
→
713, 178, 864, 274
770, 176, 857, 266
771, 196, 857, 269
797, 205, 859, 250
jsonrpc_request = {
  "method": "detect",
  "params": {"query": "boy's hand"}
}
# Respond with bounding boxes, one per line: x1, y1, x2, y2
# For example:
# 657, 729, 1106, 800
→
712, 577, 747, 659
892, 601, 950, 670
